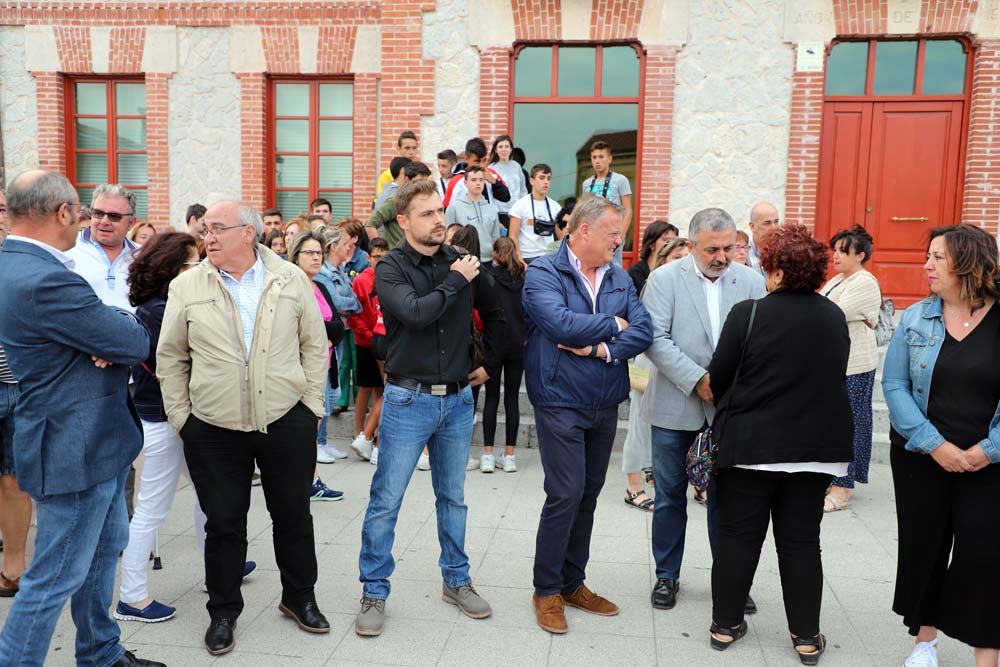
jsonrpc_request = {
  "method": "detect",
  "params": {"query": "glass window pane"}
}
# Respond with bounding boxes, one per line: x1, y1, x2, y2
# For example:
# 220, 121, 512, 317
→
116, 119, 146, 150
130, 189, 148, 219
923, 40, 967, 95
76, 153, 108, 184
874, 41, 917, 95
275, 83, 310, 116
319, 120, 352, 153
76, 187, 95, 208
515, 47, 552, 97
115, 83, 146, 115
76, 118, 107, 149
75, 82, 106, 115
275, 155, 309, 187
117, 154, 148, 184
320, 83, 353, 116
825, 42, 868, 95
318, 192, 352, 218
601, 46, 640, 97
319, 156, 352, 188
558, 47, 596, 97
276, 120, 309, 152
275, 191, 309, 218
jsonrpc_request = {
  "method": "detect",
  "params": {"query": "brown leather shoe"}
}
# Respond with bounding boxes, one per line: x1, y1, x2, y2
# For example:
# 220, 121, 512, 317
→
0, 571, 19, 598
562, 585, 619, 616
532, 593, 568, 634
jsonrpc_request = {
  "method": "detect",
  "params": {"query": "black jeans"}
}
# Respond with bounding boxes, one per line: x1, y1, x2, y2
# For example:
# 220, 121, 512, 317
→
532, 405, 618, 596
711, 466, 832, 637
482, 356, 524, 447
182, 402, 318, 620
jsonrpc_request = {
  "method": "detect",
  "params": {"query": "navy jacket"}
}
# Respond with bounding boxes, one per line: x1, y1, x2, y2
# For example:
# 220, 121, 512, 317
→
0, 239, 148, 498
133, 296, 168, 422
522, 240, 652, 410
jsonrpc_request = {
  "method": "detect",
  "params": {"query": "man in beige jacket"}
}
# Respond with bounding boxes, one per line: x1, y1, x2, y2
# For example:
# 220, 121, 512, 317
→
157, 200, 330, 656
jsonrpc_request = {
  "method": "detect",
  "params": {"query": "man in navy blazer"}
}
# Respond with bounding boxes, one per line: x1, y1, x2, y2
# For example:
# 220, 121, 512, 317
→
0, 171, 165, 667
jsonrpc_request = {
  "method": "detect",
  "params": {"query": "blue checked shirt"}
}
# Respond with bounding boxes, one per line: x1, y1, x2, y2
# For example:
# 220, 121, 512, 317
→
219, 253, 266, 356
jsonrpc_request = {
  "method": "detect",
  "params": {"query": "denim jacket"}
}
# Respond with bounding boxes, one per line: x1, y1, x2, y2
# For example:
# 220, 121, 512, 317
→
314, 261, 361, 315
882, 295, 1000, 462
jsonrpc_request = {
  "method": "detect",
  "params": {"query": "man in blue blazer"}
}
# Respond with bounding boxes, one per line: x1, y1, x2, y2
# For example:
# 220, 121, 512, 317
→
522, 196, 653, 634
0, 171, 164, 667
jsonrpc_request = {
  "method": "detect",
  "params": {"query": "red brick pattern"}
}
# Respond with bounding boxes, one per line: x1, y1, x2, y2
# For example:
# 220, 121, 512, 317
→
832, 0, 888, 34
511, 0, 561, 40
920, 0, 978, 33
0, 3, 381, 26
352, 74, 380, 216
33, 72, 66, 174
317, 26, 357, 74
237, 73, 267, 209
145, 73, 171, 226
590, 0, 643, 41
637, 46, 676, 228
479, 47, 512, 144
962, 40, 1000, 234
784, 72, 825, 229
53, 26, 91, 73
261, 27, 300, 75
109, 27, 145, 74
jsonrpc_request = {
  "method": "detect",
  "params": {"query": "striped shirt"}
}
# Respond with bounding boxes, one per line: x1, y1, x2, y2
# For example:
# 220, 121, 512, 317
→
219, 253, 266, 356
0, 346, 15, 384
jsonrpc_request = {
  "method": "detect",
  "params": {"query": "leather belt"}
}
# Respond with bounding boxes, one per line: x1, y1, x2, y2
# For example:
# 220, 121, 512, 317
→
386, 374, 468, 396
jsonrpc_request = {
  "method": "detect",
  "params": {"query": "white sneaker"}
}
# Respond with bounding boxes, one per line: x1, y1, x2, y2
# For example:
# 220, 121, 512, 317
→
480, 453, 495, 473
370, 447, 379, 466
351, 433, 374, 460
417, 453, 431, 470
326, 445, 349, 460
466, 458, 479, 471
904, 639, 939, 667
316, 445, 336, 464
500, 454, 517, 472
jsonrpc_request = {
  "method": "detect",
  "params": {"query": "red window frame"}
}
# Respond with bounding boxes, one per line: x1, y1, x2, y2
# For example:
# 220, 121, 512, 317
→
266, 77, 354, 217
65, 76, 148, 216
509, 42, 645, 265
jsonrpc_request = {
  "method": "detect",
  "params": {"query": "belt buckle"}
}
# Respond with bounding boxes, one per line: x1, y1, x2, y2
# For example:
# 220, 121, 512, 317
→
430, 384, 447, 396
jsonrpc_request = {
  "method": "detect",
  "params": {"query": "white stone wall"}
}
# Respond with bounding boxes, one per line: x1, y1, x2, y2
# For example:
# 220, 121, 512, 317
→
0, 27, 39, 185
421, 0, 480, 159
167, 28, 242, 229
669, 0, 793, 230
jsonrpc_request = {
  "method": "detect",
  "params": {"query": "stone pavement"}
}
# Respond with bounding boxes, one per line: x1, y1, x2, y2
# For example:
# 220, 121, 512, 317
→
0, 440, 974, 666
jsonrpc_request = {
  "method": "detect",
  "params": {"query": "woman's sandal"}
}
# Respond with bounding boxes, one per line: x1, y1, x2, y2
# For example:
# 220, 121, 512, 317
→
709, 620, 748, 651
823, 494, 849, 513
792, 633, 826, 665
693, 488, 708, 505
625, 488, 654, 512
642, 466, 655, 486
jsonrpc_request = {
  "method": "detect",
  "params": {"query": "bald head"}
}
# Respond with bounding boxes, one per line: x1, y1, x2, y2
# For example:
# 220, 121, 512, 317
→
5, 170, 81, 250
748, 201, 780, 246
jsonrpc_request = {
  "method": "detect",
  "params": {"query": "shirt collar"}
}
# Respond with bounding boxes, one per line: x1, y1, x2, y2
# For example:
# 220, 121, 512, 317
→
565, 242, 609, 274
694, 264, 728, 283
6, 234, 76, 269
219, 251, 264, 283
400, 239, 456, 266
81, 227, 137, 257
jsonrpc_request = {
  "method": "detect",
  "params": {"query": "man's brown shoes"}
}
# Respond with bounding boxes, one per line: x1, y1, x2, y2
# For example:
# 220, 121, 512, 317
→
534, 586, 619, 634
563, 585, 620, 616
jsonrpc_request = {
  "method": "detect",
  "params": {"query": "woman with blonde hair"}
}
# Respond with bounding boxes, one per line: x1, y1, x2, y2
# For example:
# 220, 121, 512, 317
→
653, 237, 690, 268
126, 220, 156, 245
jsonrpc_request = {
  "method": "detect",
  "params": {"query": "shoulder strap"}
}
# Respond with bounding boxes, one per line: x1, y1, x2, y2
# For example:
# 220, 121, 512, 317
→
732, 300, 757, 384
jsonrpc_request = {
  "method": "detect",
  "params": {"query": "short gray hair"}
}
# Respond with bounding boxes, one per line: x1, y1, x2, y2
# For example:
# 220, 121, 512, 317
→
566, 195, 625, 234
238, 205, 264, 237
321, 225, 344, 254
93, 184, 137, 216
688, 208, 736, 238
7, 171, 78, 219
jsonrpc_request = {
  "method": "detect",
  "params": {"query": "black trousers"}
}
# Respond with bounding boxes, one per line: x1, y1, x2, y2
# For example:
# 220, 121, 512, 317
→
182, 402, 318, 620
482, 356, 524, 447
711, 466, 832, 637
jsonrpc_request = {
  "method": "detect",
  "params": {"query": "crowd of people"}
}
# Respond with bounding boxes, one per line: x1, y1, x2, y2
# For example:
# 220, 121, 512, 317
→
0, 127, 997, 667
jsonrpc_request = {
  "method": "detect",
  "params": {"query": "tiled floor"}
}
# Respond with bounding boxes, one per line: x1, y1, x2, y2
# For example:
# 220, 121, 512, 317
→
0, 441, 974, 666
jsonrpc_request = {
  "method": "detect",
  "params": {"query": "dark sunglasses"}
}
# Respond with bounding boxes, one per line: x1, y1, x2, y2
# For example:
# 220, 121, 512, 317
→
91, 208, 132, 223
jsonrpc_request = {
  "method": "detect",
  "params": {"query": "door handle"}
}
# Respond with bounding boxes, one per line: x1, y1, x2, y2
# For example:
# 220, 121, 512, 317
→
891, 216, 929, 222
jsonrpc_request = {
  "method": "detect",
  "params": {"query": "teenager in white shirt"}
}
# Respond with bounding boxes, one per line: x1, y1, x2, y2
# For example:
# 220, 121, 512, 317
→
508, 164, 561, 265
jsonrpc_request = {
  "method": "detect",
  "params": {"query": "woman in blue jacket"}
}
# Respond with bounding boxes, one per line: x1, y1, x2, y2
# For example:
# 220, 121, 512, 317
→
883, 224, 1000, 667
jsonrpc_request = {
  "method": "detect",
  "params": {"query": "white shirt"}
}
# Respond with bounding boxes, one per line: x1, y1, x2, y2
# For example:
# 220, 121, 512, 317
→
695, 266, 726, 347
66, 228, 138, 313
219, 253, 266, 356
509, 194, 561, 259
736, 462, 850, 476
6, 234, 76, 269
566, 243, 615, 363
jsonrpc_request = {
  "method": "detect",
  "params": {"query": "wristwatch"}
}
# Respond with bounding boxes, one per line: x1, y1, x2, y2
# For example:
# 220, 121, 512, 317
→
589, 345, 599, 357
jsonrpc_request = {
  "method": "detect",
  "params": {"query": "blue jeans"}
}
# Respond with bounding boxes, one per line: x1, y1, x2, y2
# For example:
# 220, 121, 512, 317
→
359, 382, 474, 599
316, 374, 342, 447
0, 382, 18, 476
0, 466, 130, 667
650, 425, 719, 580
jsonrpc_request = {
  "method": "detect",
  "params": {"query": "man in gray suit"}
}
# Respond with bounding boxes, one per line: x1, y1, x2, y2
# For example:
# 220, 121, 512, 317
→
640, 208, 766, 611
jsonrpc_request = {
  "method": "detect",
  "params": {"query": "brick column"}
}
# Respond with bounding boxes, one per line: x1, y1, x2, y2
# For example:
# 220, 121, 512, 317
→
784, 69, 825, 229
352, 73, 380, 217
637, 45, 677, 229
33, 72, 66, 175
237, 73, 267, 210
479, 47, 511, 142
962, 40, 1000, 235
145, 73, 170, 227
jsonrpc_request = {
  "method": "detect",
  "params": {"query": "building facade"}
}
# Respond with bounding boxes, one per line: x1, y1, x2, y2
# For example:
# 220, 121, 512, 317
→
0, 0, 997, 302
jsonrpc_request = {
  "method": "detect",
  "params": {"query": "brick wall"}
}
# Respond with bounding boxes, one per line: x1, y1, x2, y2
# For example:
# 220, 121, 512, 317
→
33, 72, 66, 174
145, 73, 170, 226
962, 40, 1000, 234
237, 73, 267, 211
638, 46, 677, 222
784, 72, 825, 228
478, 48, 511, 147
590, 0, 643, 41
511, 0, 562, 40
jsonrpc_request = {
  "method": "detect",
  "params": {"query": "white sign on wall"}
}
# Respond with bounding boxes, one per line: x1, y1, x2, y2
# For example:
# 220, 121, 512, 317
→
796, 42, 825, 72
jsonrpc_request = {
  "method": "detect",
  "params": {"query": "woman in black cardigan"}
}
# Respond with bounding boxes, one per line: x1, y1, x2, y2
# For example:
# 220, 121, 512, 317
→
705, 225, 853, 665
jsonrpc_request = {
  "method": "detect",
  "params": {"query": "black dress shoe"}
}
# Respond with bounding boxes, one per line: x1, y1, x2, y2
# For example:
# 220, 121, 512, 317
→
651, 578, 679, 609
111, 650, 166, 667
205, 618, 236, 655
744, 594, 758, 615
279, 598, 331, 633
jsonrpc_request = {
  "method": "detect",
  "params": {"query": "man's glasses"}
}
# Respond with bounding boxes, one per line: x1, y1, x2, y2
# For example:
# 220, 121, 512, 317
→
204, 223, 246, 236
91, 208, 132, 223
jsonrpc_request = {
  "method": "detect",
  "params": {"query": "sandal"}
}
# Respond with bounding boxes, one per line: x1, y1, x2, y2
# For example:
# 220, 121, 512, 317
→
0, 570, 19, 598
792, 633, 826, 665
642, 466, 654, 486
823, 494, 849, 513
710, 620, 748, 651
693, 488, 708, 505
625, 488, 654, 512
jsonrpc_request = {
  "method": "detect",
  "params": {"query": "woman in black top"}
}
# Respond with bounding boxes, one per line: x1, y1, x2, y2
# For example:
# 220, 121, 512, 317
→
883, 224, 1000, 667
706, 225, 852, 664
627, 220, 678, 294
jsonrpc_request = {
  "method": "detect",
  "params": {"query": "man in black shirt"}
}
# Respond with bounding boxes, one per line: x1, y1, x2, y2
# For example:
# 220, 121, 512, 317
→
356, 179, 503, 638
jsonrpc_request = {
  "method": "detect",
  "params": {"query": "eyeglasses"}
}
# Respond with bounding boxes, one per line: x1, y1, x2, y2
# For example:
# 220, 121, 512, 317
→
91, 208, 132, 223
734, 244, 749, 251
204, 223, 247, 236
298, 250, 323, 257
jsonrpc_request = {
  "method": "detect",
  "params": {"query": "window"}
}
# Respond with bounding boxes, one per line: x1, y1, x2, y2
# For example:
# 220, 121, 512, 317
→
512, 44, 642, 252
67, 79, 148, 217
269, 79, 354, 219
825, 39, 969, 97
